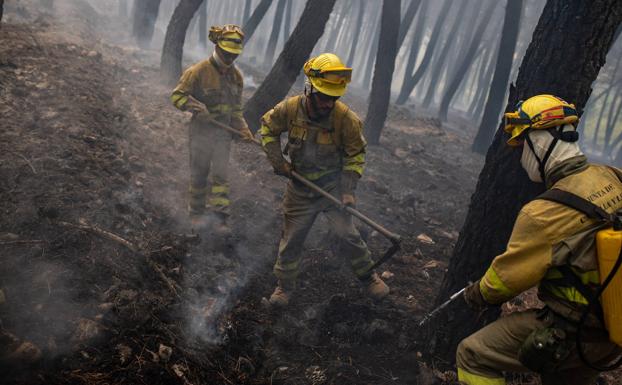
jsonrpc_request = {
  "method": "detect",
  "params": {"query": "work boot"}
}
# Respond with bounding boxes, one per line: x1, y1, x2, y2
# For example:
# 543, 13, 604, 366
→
269, 281, 295, 307
207, 211, 231, 238
361, 272, 390, 300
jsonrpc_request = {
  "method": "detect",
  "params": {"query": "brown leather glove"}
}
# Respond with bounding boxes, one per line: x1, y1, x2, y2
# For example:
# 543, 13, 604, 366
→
342, 193, 355, 206
340, 170, 360, 196
463, 280, 489, 310
264, 141, 291, 177
274, 161, 292, 178
240, 126, 254, 141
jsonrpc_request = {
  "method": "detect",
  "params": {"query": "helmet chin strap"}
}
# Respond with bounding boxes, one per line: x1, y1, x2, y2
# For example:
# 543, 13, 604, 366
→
524, 129, 560, 183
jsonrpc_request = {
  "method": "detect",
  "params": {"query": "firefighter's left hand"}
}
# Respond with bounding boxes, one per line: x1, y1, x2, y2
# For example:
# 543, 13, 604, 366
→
240, 126, 255, 142
342, 194, 355, 207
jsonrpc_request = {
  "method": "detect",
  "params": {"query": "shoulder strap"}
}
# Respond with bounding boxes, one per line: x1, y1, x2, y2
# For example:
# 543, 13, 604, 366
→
538, 189, 612, 221
331, 101, 351, 147
285, 95, 301, 125
608, 166, 622, 184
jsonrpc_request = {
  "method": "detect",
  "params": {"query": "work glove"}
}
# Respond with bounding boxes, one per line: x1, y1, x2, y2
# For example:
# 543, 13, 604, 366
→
273, 161, 293, 178
463, 280, 489, 311
184, 95, 209, 115
342, 193, 356, 207
195, 110, 212, 123
264, 141, 291, 177
239, 126, 255, 142
340, 170, 360, 196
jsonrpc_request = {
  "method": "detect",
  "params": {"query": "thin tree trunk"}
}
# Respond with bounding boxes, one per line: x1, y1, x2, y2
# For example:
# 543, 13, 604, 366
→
421, 0, 470, 108
160, 0, 205, 86
264, 0, 287, 67
472, 44, 499, 122
361, 9, 381, 90
467, 45, 492, 114
364, 0, 401, 145
397, 0, 422, 48
323, 0, 349, 53
283, 0, 293, 39
244, 0, 338, 132
198, 0, 207, 50
593, 89, 614, 148
396, 0, 451, 105
472, 0, 524, 153
603, 87, 622, 153
0, 0, 4, 25
133, 0, 162, 49
438, 0, 497, 121
424, 0, 622, 364
243, 0, 274, 43
243, 0, 252, 24
346, 0, 365, 66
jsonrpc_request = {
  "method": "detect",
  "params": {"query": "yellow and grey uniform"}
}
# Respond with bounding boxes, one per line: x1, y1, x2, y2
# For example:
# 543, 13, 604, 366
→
259, 95, 373, 282
457, 156, 622, 385
171, 55, 246, 215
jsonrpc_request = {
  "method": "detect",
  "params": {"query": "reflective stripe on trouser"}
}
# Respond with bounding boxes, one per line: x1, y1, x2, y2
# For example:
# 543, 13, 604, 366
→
456, 308, 621, 385
208, 183, 230, 212
188, 118, 232, 214
274, 178, 373, 282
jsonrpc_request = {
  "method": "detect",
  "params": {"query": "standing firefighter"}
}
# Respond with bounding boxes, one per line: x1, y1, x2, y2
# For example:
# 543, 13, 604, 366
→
457, 95, 622, 385
171, 24, 253, 230
259, 53, 389, 306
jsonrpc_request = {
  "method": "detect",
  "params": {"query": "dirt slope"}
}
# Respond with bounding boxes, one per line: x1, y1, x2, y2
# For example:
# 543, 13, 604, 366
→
5, 3, 617, 385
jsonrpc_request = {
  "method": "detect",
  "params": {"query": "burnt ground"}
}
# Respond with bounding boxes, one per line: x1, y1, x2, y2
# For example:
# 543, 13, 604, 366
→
2, 2, 619, 385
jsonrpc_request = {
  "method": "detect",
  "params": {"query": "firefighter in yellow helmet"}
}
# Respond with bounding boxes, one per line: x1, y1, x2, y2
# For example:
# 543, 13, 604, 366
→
456, 95, 622, 385
170, 24, 253, 231
258, 53, 389, 307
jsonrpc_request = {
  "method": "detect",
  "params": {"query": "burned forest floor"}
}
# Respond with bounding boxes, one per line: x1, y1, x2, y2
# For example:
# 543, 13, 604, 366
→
5, 2, 617, 385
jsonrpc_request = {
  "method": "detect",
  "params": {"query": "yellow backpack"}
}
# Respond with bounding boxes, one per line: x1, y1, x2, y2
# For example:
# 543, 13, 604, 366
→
539, 167, 622, 370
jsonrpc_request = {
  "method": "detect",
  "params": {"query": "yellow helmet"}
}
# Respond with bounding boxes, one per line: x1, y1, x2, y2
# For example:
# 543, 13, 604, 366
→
503, 94, 579, 146
209, 24, 244, 54
303, 53, 352, 97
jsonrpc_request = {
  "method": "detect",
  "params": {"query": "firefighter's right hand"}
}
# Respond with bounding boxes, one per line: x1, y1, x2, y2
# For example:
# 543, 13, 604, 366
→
195, 110, 211, 122
463, 280, 488, 311
273, 162, 292, 178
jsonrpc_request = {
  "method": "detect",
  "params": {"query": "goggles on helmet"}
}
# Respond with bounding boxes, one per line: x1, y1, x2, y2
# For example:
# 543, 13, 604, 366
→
306, 68, 352, 85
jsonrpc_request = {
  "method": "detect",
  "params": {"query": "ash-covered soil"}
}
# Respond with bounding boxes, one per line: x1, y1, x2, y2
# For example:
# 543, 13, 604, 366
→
6, 2, 617, 385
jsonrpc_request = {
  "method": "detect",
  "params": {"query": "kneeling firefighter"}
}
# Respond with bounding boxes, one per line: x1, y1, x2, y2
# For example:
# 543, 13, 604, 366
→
171, 24, 254, 231
258, 53, 390, 306
457, 94, 622, 385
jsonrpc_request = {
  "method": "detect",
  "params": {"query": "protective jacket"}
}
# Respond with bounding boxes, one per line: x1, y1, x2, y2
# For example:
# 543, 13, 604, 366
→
259, 95, 366, 193
480, 156, 622, 323
171, 55, 246, 129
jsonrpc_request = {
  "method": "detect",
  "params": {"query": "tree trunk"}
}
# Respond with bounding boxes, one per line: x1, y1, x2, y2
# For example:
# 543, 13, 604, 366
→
472, 44, 499, 122
472, 0, 524, 153
133, 0, 161, 49
424, 0, 622, 365
397, 0, 422, 48
198, 0, 207, 50
395, 0, 451, 105
243, 0, 337, 132
264, 0, 287, 67
346, 0, 365, 66
160, 0, 205, 87
243, 0, 273, 43
361, 8, 381, 90
243, 0, 252, 24
283, 0, 293, 39
438, 0, 497, 121
421, 0, 470, 108
0, 0, 4, 24
363, 0, 401, 145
